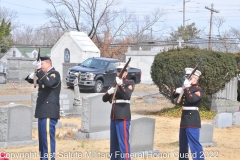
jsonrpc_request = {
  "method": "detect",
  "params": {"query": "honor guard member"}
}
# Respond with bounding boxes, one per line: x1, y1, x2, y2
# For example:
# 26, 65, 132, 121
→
25, 56, 61, 160
102, 62, 134, 160
173, 68, 204, 160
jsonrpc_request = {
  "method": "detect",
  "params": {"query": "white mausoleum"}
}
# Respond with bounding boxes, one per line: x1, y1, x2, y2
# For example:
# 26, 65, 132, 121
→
51, 31, 100, 80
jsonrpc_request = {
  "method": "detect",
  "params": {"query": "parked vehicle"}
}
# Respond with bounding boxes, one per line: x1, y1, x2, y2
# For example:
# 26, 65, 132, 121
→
66, 57, 141, 93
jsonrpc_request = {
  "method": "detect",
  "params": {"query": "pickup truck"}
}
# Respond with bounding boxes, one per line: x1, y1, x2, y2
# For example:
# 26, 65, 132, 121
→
65, 57, 141, 93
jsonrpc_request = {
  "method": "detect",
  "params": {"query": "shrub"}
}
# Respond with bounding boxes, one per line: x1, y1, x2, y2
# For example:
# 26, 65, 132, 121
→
151, 47, 237, 109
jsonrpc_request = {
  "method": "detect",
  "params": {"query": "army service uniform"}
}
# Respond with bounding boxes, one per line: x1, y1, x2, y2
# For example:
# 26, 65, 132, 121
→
26, 66, 61, 160
102, 78, 134, 160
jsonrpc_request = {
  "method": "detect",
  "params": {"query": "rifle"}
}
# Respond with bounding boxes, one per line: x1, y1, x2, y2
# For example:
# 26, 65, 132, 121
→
109, 57, 131, 103
33, 48, 40, 88
175, 58, 204, 104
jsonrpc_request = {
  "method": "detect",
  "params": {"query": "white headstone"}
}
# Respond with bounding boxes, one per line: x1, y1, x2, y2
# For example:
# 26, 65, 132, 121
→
200, 124, 217, 147
212, 113, 232, 128
130, 116, 158, 153
232, 112, 240, 126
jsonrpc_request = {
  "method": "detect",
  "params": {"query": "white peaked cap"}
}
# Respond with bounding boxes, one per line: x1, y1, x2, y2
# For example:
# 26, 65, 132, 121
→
185, 67, 201, 76
114, 62, 130, 70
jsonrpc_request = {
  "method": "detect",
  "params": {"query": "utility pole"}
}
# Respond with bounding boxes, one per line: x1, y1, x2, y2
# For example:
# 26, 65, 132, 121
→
183, 0, 190, 28
205, 3, 219, 50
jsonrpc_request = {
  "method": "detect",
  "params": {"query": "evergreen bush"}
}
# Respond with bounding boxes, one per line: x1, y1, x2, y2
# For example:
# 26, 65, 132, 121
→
151, 47, 237, 109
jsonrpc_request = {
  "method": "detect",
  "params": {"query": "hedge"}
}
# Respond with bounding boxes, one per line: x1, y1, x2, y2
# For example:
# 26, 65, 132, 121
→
151, 47, 237, 109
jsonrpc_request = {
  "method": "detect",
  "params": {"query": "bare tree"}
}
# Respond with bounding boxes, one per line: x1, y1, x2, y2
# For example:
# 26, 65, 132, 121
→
125, 8, 166, 43
12, 25, 63, 46
44, 0, 119, 39
230, 27, 240, 41
0, 6, 18, 23
213, 16, 239, 53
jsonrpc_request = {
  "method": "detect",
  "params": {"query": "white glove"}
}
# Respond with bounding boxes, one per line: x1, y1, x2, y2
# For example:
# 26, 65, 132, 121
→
115, 77, 123, 85
33, 60, 41, 69
176, 87, 183, 94
183, 79, 191, 88
28, 72, 35, 79
107, 87, 115, 94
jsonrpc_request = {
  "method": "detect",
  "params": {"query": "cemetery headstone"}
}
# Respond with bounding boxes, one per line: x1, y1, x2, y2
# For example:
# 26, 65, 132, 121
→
0, 104, 37, 148
0, 72, 6, 84
232, 112, 240, 126
130, 116, 159, 154
212, 113, 232, 128
73, 73, 82, 114
75, 93, 112, 140
200, 124, 217, 147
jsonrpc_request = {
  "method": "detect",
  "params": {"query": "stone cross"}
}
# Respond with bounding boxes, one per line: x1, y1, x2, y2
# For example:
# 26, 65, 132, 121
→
177, 36, 184, 47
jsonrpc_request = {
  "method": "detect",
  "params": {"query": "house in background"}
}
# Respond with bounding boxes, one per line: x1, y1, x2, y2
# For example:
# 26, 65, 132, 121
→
0, 46, 51, 74
51, 31, 100, 81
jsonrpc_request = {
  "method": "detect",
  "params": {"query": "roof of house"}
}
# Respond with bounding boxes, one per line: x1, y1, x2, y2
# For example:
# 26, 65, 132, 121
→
17, 47, 52, 58
51, 31, 100, 53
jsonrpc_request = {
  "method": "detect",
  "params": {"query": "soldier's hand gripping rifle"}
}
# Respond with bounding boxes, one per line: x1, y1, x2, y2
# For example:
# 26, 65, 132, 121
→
176, 58, 204, 104
33, 48, 40, 88
109, 57, 131, 103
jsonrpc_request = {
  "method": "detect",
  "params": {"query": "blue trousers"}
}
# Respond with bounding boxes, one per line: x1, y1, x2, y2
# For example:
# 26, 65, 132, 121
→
179, 128, 204, 160
110, 120, 131, 160
38, 118, 58, 160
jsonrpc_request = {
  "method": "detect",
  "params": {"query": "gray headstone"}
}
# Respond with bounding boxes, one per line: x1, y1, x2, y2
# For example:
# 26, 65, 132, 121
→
31, 92, 38, 122
59, 89, 74, 113
0, 72, 6, 84
81, 93, 111, 132
75, 93, 111, 140
212, 113, 232, 128
232, 112, 240, 126
130, 116, 157, 153
31, 89, 74, 117
200, 124, 217, 147
0, 104, 37, 148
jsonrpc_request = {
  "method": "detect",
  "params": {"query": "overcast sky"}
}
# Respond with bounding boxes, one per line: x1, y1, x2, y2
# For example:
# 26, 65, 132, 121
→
2, 0, 240, 36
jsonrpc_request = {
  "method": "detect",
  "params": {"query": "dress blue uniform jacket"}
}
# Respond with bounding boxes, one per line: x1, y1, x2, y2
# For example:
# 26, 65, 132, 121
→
173, 84, 204, 128
102, 78, 134, 120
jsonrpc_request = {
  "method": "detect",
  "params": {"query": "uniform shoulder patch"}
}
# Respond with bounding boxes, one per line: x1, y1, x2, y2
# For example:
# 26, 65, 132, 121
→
50, 73, 56, 78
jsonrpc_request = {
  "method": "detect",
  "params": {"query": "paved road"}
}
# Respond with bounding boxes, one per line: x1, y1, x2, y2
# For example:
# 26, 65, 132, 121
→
0, 91, 160, 102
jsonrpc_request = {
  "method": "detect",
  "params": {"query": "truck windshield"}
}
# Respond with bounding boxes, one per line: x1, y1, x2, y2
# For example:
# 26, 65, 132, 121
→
81, 58, 107, 69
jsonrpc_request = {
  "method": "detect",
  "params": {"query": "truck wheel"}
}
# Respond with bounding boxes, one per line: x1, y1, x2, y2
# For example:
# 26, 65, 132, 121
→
93, 80, 103, 93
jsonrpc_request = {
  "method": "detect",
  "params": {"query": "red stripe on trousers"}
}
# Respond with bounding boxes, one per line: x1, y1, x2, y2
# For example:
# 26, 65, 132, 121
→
124, 120, 129, 160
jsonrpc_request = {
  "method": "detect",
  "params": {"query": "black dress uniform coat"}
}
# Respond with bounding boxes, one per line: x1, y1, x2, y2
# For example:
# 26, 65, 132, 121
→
173, 84, 204, 128
25, 68, 61, 119
102, 78, 134, 120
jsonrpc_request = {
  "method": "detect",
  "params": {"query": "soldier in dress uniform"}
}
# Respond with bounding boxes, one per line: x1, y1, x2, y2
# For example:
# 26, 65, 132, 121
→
173, 68, 204, 160
25, 56, 61, 160
102, 62, 134, 160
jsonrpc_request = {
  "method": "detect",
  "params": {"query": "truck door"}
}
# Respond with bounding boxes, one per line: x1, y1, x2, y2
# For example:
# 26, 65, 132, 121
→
104, 62, 117, 87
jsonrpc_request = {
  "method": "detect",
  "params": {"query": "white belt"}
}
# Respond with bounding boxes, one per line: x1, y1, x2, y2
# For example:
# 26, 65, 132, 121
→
115, 100, 130, 103
182, 106, 199, 110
